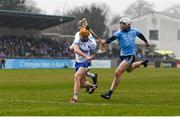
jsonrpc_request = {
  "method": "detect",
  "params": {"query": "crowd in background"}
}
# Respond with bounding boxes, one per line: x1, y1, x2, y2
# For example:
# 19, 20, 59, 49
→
0, 35, 175, 62
0, 35, 73, 58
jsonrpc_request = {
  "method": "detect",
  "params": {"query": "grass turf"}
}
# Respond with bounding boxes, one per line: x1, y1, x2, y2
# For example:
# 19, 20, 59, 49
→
0, 68, 180, 115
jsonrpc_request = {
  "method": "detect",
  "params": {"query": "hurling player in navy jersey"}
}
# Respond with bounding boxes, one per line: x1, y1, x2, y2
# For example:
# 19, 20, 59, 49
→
99, 17, 150, 100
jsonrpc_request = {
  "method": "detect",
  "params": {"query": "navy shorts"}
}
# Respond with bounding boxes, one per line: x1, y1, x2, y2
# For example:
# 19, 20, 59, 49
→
75, 61, 91, 71
120, 55, 135, 65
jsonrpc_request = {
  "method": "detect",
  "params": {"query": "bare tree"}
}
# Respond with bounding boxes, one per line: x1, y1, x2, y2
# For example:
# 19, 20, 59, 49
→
109, 15, 122, 25
123, 0, 154, 18
162, 5, 180, 16
54, 3, 110, 37
24, 0, 41, 13
0, 0, 41, 13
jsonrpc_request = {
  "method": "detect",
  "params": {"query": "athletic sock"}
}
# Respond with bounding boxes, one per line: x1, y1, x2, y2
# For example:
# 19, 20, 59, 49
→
87, 72, 95, 78
73, 92, 78, 100
108, 90, 113, 96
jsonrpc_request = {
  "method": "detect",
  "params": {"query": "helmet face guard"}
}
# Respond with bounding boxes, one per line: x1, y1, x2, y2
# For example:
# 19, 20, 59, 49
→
120, 23, 130, 31
77, 20, 83, 29
119, 18, 132, 31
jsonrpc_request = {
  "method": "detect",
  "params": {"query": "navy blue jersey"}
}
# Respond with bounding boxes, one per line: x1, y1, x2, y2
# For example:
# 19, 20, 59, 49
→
113, 28, 141, 56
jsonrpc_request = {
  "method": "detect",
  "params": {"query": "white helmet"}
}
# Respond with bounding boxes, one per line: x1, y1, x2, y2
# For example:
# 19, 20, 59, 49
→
119, 17, 132, 25
78, 20, 83, 26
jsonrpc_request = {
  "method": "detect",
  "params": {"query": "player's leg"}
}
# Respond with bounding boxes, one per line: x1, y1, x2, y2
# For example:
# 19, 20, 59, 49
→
3, 61, 5, 69
86, 63, 98, 93
71, 67, 87, 103
80, 76, 98, 94
80, 76, 93, 88
101, 60, 130, 99
86, 71, 98, 84
83, 76, 92, 92
127, 59, 149, 73
85, 63, 98, 91
111, 60, 130, 91
0, 62, 2, 69
83, 76, 94, 92
86, 63, 98, 84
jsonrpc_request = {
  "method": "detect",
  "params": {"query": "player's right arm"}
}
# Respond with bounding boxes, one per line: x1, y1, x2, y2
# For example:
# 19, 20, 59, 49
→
69, 43, 74, 51
99, 36, 117, 45
99, 30, 118, 44
69, 32, 80, 51
74, 44, 94, 61
105, 36, 117, 44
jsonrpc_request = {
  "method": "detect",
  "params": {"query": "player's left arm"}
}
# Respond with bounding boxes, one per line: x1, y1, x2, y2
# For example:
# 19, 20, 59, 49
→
137, 33, 150, 48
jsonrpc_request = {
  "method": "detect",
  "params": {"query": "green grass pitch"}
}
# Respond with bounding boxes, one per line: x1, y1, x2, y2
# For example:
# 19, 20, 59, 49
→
0, 68, 180, 116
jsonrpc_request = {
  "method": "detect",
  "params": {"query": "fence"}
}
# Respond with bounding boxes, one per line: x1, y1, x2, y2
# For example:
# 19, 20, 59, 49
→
5, 58, 111, 69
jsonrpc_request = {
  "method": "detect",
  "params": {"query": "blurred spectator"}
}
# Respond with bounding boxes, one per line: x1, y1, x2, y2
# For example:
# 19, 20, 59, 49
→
0, 51, 6, 69
0, 35, 72, 58
136, 48, 145, 60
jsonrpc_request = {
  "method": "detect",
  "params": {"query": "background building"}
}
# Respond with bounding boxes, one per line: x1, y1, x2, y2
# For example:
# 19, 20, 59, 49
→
109, 12, 180, 59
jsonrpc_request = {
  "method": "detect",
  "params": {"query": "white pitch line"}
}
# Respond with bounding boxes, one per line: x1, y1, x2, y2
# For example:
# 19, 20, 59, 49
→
98, 90, 180, 93
0, 99, 178, 107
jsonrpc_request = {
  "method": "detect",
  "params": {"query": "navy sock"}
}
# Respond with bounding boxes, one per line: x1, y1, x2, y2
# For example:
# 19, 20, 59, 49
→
108, 90, 113, 95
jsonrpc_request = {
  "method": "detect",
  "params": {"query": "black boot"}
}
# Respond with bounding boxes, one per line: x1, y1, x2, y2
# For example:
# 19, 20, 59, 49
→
142, 59, 149, 67
100, 90, 113, 100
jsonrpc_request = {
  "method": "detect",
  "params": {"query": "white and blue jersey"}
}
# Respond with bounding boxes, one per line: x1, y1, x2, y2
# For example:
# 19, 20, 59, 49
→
73, 32, 97, 71
113, 28, 141, 56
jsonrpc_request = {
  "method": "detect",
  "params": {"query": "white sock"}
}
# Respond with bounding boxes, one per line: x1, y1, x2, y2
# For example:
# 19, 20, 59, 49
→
73, 92, 78, 100
87, 72, 95, 78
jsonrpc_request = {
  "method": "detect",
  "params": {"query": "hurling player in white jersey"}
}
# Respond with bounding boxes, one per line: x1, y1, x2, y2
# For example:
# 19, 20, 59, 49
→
69, 20, 98, 86
70, 28, 98, 104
